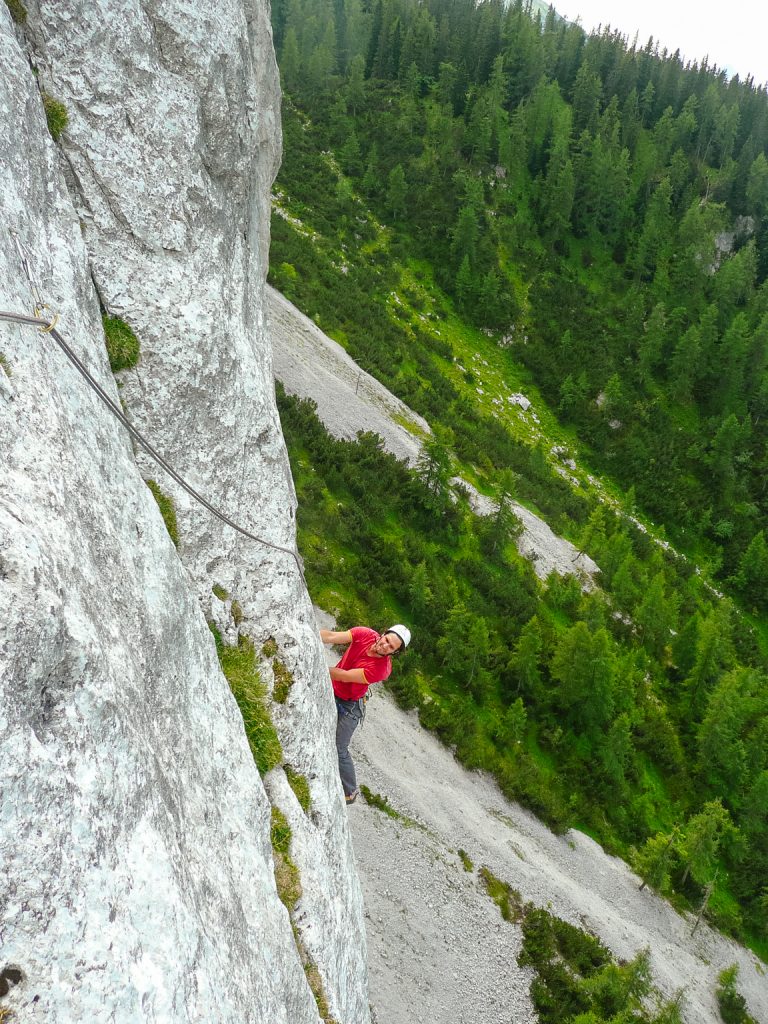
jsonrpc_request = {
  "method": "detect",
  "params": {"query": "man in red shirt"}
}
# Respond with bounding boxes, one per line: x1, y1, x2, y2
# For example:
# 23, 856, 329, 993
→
320, 624, 411, 804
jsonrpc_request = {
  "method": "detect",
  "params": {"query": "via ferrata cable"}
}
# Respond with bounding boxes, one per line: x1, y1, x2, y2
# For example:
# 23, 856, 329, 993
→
0, 302, 305, 585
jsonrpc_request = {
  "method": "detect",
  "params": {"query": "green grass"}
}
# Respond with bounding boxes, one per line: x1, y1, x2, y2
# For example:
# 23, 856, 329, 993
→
478, 866, 525, 923
212, 584, 229, 601
212, 627, 283, 776
146, 479, 179, 547
285, 766, 312, 813
102, 315, 140, 372
0, 353, 11, 377
271, 806, 301, 910
392, 411, 428, 437
458, 848, 474, 872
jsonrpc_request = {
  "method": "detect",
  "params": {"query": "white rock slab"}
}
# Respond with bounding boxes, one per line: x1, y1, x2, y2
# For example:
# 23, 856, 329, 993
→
1, 4, 369, 1023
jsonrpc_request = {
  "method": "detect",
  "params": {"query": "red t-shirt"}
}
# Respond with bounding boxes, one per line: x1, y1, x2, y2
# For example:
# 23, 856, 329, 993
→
332, 626, 392, 700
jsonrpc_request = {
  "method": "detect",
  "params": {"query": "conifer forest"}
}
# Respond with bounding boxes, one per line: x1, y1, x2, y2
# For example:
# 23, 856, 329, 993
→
268, 0, 768, 956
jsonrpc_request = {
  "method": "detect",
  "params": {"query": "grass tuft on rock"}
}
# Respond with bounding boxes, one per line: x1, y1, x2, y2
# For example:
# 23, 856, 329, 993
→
0, 353, 11, 377
4, 0, 27, 24
42, 92, 68, 141
146, 479, 179, 547
271, 806, 301, 910
212, 627, 283, 776
303, 956, 340, 1024
102, 314, 140, 372
212, 584, 229, 601
272, 657, 294, 703
262, 638, 294, 702
285, 765, 312, 813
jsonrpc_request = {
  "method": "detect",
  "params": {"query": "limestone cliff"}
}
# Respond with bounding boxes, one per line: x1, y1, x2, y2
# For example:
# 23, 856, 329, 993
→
0, 2, 368, 1022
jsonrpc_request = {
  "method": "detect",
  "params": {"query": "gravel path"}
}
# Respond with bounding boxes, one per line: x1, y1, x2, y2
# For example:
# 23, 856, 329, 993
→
348, 687, 768, 1024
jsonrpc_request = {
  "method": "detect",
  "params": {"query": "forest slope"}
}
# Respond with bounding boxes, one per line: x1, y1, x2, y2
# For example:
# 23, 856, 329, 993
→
270, 284, 598, 581
269, 0, 768, 961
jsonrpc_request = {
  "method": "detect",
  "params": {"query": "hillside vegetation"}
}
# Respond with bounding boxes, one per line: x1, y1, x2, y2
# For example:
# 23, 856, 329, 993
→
269, 0, 768, 956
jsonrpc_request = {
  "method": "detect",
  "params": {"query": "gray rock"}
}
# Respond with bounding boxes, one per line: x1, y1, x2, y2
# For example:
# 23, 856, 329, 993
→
1, 3, 369, 1023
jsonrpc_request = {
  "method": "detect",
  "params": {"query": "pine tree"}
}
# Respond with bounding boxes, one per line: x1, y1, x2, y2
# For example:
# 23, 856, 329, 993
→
697, 667, 762, 796
416, 426, 453, 512
385, 163, 408, 220
507, 616, 544, 701
280, 27, 302, 91
734, 530, 768, 611
685, 605, 735, 713
635, 828, 681, 893
550, 622, 616, 735
346, 54, 366, 114
680, 799, 734, 887
455, 253, 476, 310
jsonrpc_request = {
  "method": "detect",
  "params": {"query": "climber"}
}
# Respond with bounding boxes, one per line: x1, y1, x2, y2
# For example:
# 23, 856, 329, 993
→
320, 624, 411, 805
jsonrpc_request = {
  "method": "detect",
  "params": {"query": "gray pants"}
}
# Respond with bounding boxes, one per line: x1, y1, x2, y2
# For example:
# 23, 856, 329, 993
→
335, 698, 363, 797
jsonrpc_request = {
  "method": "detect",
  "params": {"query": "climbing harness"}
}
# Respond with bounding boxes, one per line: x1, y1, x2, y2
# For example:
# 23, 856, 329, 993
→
334, 694, 368, 728
1, 234, 305, 585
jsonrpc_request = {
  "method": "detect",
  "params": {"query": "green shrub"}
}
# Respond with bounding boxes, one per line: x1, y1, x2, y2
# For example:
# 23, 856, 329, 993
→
5, 0, 27, 25
42, 92, 68, 141
716, 965, 757, 1024
517, 908, 658, 1024
102, 314, 140, 372
146, 479, 179, 547
285, 765, 312, 813
212, 584, 229, 601
214, 630, 283, 776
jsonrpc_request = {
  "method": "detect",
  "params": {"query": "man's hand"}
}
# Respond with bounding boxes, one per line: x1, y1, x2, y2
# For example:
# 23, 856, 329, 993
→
320, 628, 353, 645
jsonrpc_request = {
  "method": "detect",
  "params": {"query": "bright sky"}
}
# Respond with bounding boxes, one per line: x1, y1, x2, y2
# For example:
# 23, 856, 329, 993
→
559, 0, 768, 87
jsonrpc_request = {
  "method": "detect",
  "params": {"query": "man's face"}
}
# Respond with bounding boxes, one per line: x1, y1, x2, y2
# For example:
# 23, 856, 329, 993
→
371, 632, 403, 656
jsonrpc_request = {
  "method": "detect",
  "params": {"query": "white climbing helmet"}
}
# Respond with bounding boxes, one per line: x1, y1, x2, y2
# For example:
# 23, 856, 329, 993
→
386, 624, 411, 650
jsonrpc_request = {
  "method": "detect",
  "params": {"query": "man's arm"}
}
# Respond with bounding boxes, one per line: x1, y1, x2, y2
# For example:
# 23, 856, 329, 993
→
329, 666, 369, 686
320, 629, 353, 645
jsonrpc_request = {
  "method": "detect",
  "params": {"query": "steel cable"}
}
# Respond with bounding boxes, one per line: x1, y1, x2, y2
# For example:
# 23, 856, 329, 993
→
0, 309, 305, 584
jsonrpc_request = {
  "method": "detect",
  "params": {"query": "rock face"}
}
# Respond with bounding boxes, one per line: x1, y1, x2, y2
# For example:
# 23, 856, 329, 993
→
0, 4, 368, 1023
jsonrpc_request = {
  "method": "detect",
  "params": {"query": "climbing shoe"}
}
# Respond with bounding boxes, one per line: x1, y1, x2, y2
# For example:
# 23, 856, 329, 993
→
345, 790, 359, 805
